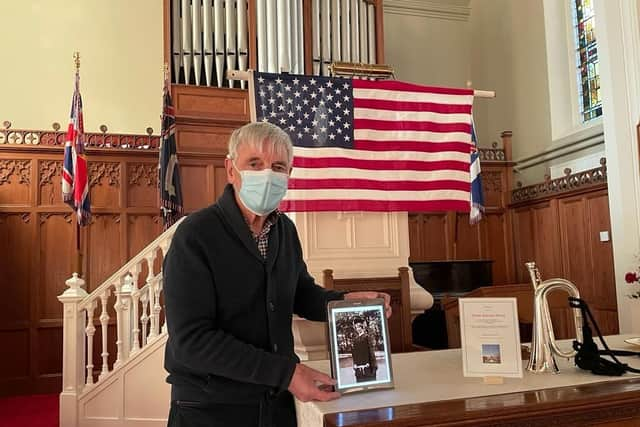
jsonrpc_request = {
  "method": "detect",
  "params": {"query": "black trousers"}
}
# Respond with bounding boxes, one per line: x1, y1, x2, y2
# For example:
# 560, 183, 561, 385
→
354, 366, 377, 382
167, 392, 297, 427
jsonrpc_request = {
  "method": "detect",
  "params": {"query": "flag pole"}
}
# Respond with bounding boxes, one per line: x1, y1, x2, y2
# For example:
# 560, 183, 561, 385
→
226, 69, 496, 98
73, 51, 83, 277
247, 70, 257, 122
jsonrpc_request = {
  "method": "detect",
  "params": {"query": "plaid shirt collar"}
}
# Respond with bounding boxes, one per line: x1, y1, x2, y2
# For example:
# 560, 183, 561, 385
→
245, 210, 281, 258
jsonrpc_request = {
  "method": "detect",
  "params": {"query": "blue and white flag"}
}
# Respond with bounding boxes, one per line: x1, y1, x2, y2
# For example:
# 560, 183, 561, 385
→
469, 120, 484, 224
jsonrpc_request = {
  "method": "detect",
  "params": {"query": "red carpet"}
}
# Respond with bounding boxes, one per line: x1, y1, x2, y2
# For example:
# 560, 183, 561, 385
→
0, 394, 58, 427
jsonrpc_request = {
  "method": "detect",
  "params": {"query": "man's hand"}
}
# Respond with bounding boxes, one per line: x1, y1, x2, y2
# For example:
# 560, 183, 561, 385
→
288, 364, 341, 402
344, 291, 392, 318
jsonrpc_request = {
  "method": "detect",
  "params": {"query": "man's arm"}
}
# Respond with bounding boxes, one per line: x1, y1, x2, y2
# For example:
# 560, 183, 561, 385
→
164, 225, 296, 391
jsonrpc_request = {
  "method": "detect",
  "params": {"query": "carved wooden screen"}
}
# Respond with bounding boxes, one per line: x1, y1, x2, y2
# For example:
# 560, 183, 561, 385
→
0, 127, 228, 396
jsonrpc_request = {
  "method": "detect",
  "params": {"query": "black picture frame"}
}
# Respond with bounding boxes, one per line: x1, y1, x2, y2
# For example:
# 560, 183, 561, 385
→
327, 298, 394, 393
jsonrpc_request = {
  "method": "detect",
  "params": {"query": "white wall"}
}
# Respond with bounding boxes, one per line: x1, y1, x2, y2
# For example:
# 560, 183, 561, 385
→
468, 0, 553, 184
382, 0, 556, 185
592, 0, 640, 333
383, 1, 472, 89
0, 1, 164, 135
468, 0, 514, 149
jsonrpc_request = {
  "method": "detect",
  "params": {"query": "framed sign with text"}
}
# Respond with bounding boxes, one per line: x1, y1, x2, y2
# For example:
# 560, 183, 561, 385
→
459, 297, 523, 379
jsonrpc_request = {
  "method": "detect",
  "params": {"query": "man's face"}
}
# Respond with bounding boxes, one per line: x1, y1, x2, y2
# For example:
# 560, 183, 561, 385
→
225, 139, 290, 191
354, 322, 365, 335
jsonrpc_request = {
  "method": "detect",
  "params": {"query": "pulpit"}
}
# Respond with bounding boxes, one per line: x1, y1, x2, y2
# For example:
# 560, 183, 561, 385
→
410, 260, 493, 348
442, 283, 534, 348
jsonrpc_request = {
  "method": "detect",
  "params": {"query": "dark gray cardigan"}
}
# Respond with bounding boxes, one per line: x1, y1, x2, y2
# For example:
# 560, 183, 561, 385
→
163, 184, 343, 403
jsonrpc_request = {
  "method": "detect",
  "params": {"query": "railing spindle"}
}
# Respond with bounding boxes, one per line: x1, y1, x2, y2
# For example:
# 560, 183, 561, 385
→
130, 264, 142, 354
98, 289, 111, 381
145, 252, 158, 340
84, 301, 97, 387
113, 279, 124, 368
140, 288, 150, 347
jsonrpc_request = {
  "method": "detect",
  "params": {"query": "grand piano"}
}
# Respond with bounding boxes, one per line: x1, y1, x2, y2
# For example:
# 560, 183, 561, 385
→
410, 259, 493, 349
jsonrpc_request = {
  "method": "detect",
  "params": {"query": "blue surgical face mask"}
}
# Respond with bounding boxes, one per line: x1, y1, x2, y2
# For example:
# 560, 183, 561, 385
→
235, 167, 289, 216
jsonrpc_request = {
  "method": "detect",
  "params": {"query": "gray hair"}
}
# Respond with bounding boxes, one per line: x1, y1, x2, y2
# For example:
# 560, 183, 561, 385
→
227, 122, 293, 166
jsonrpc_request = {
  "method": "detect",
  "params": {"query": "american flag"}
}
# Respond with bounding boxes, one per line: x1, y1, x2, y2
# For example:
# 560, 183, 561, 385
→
62, 72, 91, 226
159, 80, 183, 230
252, 72, 474, 212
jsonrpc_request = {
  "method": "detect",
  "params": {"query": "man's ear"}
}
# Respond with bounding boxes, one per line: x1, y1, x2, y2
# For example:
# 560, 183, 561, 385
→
225, 157, 235, 183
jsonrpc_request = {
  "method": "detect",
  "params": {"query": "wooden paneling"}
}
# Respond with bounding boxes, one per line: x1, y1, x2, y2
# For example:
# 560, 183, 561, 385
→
408, 160, 516, 285
172, 85, 250, 123
89, 162, 121, 209
127, 163, 158, 207
407, 215, 422, 262
0, 214, 32, 324
511, 185, 617, 337
408, 148, 616, 341
0, 139, 227, 396
39, 213, 74, 320
533, 201, 563, 277
559, 197, 590, 289
37, 327, 62, 376
127, 215, 163, 286
407, 213, 449, 262
0, 330, 29, 379
127, 215, 162, 258
482, 212, 510, 284
87, 215, 122, 292
181, 163, 213, 212
423, 213, 450, 259
482, 170, 506, 208
454, 213, 481, 260
586, 193, 616, 309
513, 201, 563, 282
176, 124, 237, 154
0, 159, 31, 206
38, 160, 63, 206
558, 190, 618, 333
512, 207, 535, 283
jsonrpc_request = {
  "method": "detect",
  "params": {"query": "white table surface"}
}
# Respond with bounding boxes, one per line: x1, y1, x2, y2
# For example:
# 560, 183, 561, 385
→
295, 334, 640, 427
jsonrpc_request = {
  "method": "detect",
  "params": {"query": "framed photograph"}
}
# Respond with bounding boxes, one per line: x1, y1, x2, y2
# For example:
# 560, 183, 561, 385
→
327, 298, 394, 393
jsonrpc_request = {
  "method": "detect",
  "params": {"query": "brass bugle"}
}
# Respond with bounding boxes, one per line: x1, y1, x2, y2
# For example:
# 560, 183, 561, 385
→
525, 261, 583, 374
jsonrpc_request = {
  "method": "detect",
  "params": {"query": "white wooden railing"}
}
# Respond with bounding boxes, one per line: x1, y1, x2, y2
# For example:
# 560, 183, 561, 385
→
58, 218, 185, 427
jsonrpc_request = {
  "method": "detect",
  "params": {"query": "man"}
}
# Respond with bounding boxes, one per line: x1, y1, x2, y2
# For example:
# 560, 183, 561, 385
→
163, 122, 391, 427
351, 317, 378, 383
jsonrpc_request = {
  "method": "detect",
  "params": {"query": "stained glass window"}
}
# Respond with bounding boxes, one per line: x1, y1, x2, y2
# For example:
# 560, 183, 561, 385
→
572, 0, 602, 122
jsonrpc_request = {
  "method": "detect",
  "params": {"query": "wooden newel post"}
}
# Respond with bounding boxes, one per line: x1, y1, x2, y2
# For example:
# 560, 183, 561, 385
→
501, 130, 514, 194
500, 130, 513, 162
58, 273, 88, 427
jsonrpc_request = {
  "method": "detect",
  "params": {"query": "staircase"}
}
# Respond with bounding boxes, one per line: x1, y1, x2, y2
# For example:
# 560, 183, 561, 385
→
58, 218, 184, 427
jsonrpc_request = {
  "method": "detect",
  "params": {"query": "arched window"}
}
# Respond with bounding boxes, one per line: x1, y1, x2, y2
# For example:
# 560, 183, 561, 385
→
571, 0, 602, 122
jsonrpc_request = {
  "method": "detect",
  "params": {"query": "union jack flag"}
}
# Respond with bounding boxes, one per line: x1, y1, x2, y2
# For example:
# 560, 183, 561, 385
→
62, 72, 91, 226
